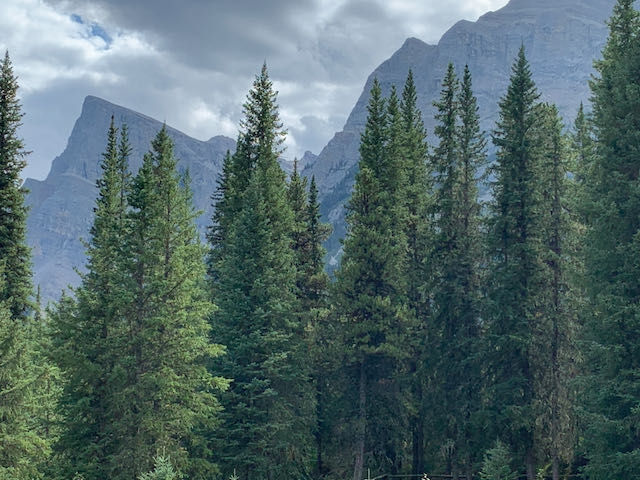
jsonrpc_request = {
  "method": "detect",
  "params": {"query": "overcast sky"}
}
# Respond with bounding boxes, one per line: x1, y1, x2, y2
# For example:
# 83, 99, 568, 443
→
2, 0, 509, 180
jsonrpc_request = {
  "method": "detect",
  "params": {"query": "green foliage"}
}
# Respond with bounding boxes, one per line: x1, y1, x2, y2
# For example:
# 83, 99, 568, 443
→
0, 50, 52, 479
580, 1, 640, 478
479, 441, 518, 480
0, 51, 31, 319
52, 124, 224, 480
209, 64, 312, 480
333, 78, 410, 479
396, 70, 433, 476
138, 455, 181, 480
430, 64, 486, 479
484, 46, 544, 474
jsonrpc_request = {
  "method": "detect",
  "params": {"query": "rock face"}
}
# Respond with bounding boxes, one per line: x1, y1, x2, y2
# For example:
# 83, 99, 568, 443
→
25, 96, 236, 302
28, 0, 616, 300
303, 0, 614, 265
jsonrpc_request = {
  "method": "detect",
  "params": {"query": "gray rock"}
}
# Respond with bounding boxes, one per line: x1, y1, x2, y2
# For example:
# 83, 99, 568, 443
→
302, 0, 614, 266
26, 95, 236, 303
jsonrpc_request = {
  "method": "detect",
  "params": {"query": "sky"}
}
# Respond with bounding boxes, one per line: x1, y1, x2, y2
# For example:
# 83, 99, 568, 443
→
2, 0, 509, 180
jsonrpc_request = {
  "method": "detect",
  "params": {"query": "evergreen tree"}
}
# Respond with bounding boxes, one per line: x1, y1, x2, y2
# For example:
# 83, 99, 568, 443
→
287, 166, 334, 476
210, 64, 313, 480
581, 1, 640, 477
484, 46, 543, 480
206, 150, 233, 284
397, 70, 433, 476
304, 176, 333, 477
0, 50, 50, 479
51, 117, 131, 480
333, 78, 408, 480
533, 104, 578, 480
0, 51, 31, 319
111, 126, 223, 480
434, 64, 486, 480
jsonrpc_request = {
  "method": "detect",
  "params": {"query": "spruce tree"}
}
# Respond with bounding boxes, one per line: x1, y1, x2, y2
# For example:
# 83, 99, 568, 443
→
51, 117, 130, 480
397, 70, 433, 476
581, 1, 640, 477
429, 64, 486, 480
0, 51, 31, 319
484, 46, 543, 480
333, 78, 408, 480
210, 64, 312, 480
533, 104, 578, 480
111, 126, 224, 480
0, 50, 49, 479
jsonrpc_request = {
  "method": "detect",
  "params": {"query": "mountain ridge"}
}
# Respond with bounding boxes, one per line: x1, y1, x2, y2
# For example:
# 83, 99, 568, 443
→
26, 95, 236, 302
303, 0, 614, 263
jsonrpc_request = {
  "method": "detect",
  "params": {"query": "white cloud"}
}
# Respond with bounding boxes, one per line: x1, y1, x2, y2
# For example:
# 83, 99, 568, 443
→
2, 0, 509, 180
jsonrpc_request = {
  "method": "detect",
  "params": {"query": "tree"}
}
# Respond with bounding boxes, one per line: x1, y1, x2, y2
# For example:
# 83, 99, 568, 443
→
51, 118, 131, 480
581, 1, 640, 477
0, 50, 49, 479
333, 78, 408, 480
0, 51, 31, 319
479, 441, 518, 480
210, 64, 313, 480
138, 455, 180, 480
287, 167, 333, 476
397, 70, 433, 476
532, 104, 578, 480
484, 46, 544, 480
111, 126, 224, 480
433, 64, 486, 480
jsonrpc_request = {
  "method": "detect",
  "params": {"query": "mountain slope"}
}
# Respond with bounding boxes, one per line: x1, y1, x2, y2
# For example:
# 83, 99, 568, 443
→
303, 0, 614, 264
25, 96, 236, 302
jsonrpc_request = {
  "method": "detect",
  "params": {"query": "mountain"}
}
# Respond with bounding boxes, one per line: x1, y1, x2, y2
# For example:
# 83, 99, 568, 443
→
25, 96, 236, 302
303, 0, 614, 265
27, 0, 615, 300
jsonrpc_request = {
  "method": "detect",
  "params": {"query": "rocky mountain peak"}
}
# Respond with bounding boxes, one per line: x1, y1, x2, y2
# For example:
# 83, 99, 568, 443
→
26, 96, 235, 302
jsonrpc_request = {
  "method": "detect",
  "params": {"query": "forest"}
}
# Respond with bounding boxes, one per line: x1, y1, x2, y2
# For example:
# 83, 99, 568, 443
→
0, 1, 639, 480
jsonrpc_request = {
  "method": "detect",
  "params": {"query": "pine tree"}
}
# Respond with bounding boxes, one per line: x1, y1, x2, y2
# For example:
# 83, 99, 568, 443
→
0, 50, 50, 479
50, 117, 131, 480
0, 51, 31, 319
484, 46, 543, 480
109, 126, 224, 480
397, 70, 433, 476
532, 104, 578, 480
304, 176, 333, 477
581, 1, 640, 477
210, 64, 312, 480
287, 169, 333, 477
333, 78, 408, 480
429, 64, 487, 480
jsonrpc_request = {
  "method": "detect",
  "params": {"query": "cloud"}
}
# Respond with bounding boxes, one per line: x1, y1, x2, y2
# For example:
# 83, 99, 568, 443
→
3, 0, 509, 179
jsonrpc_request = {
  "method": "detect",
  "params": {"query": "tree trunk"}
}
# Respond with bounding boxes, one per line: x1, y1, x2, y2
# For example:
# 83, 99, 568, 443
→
526, 448, 535, 480
353, 362, 367, 480
552, 456, 559, 480
316, 373, 324, 476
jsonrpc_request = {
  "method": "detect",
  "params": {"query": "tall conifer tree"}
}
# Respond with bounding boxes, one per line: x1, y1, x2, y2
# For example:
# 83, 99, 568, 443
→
485, 47, 543, 480
532, 104, 579, 480
0, 50, 49, 479
581, 1, 640, 477
112, 126, 223, 480
210, 64, 313, 480
51, 118, 131, 480
397, 70, 433, 475
333, 78, 408, 480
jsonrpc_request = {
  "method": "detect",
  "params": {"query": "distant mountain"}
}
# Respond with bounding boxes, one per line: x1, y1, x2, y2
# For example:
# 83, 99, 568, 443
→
28, 0, 616, 300
25, 96, 236, 302
303, 0, 614, 265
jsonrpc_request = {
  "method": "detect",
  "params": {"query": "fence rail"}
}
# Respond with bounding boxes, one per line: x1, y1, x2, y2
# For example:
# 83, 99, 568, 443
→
361, 474, 582, 480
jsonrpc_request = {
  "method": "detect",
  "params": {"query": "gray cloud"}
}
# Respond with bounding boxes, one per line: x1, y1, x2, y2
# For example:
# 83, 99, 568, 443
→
3, 0, 508, 179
